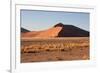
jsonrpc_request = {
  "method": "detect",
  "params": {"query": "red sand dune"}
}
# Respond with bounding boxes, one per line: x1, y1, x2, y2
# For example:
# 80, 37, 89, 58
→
21, 26, 62, 37
21, 23, 89, 37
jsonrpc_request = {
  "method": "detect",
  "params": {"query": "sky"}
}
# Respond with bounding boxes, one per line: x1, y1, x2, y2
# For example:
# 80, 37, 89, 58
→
21, 10, 89, 31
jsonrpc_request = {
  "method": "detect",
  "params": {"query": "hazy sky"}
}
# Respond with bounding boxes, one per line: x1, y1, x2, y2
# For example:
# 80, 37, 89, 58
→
21, 10, 89, 31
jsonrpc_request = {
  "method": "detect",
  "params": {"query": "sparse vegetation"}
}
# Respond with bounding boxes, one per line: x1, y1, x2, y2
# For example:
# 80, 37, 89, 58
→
21, 37, 89, 63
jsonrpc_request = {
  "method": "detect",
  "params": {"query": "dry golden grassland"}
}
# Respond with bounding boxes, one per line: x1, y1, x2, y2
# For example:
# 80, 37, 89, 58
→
21, 37, 89, 63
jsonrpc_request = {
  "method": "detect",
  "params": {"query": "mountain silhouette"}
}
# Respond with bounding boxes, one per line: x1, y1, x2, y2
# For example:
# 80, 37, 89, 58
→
21, 23, 89, 37
21, 27, 30, 33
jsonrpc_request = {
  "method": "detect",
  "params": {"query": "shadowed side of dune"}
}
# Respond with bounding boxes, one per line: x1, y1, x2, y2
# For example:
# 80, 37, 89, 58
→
54, 23, 89, 37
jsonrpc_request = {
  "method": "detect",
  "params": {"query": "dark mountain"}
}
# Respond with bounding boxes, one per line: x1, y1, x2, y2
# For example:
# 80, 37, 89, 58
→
21, 27, 30, 33
54, 23, 89, 37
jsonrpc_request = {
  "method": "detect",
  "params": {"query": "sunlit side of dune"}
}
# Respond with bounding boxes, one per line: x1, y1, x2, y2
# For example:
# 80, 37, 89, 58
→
21, 26, 62, 37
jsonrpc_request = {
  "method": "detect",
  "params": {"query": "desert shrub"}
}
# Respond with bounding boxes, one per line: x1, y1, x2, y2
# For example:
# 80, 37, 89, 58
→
61, 49, 65, 51
27, 51, 38, 53
46, 49, 50, 51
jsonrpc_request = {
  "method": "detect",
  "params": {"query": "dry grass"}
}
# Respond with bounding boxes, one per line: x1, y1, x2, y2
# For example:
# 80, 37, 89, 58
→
21, 37, 89, 63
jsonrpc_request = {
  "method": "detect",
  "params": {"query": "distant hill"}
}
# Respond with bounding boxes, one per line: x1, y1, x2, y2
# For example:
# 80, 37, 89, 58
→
21, 23, 89, 37
21, 28, 30, 33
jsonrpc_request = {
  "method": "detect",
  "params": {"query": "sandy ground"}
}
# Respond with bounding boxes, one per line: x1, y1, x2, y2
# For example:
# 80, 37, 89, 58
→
21, 37, 89, 63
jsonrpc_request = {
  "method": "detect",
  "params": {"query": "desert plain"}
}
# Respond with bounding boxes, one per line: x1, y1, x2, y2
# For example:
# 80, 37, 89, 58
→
21, 37, 89, 63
